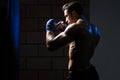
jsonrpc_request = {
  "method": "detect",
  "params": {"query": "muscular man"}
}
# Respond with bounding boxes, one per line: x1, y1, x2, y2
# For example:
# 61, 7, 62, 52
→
46, 1, 100, 80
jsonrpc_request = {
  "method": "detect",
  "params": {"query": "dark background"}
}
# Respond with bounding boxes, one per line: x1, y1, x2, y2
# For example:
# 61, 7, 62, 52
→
90, 0, 120, 80
3, 0, 120, 80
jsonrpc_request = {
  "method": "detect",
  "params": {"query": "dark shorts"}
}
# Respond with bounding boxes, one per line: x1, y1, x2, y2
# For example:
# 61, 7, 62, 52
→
67, 64, 99, 80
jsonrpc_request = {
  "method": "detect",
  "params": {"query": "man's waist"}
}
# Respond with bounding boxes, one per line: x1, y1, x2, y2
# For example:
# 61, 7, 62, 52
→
68, 63, 94, 71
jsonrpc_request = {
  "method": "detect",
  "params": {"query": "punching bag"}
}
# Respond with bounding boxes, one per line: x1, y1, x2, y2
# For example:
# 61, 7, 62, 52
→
1, 0, 20, 80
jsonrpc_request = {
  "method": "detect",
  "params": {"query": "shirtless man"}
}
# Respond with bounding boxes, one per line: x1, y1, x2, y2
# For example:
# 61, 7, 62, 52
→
45, 1, 100, 80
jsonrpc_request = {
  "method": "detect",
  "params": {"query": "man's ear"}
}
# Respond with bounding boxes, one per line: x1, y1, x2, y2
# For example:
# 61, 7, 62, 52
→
72, 11, 77, 17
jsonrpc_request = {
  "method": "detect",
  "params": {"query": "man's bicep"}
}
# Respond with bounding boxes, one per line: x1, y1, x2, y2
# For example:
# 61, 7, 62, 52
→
47, 32, 73, 51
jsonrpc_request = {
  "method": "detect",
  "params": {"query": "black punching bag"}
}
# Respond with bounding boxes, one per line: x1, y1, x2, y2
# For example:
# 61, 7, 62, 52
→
1, 0, 20, 80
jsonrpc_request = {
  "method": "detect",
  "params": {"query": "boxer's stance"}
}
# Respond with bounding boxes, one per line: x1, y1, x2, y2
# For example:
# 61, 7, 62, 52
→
45, 1, 100, 80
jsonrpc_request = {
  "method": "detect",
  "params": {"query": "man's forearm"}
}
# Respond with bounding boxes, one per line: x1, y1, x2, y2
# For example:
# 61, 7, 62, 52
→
46, 31, 55, 46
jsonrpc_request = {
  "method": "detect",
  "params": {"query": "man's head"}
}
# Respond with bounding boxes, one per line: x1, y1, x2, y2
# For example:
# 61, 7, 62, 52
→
62, 1, 83, 24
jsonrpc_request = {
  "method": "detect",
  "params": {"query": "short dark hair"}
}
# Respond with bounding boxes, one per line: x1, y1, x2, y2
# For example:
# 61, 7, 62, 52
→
62, 1, 83, 15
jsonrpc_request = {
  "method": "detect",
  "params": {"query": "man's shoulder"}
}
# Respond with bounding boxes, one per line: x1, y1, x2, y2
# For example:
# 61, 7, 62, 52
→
64, 23, 86, 37
64, 23, 80, 32
66, 22, 84, 30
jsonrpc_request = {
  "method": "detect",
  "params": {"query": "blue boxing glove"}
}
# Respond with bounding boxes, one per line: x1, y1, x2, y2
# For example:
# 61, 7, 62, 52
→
46, 19, 58, 31
56, 20, 67, 32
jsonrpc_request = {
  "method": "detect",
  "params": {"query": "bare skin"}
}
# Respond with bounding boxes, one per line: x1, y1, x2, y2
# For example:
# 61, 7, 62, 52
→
46, 10, 100, 71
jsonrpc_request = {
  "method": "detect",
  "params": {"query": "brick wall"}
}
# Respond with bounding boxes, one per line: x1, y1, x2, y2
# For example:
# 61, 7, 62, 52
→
20, 0, 90, 80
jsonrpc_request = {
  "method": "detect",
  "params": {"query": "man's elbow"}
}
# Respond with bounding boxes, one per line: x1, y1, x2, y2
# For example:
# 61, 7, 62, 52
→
46, 41, 60, 51
46, 44, 56, 52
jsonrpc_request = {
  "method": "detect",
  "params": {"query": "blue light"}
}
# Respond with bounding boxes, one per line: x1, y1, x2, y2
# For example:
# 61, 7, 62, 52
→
81, 15, 100, 36
11, 0, 20, 52
88, 26, 92, 35
10, 0, 20, 80
81, 15, 93, 35
94, 25, 100, 36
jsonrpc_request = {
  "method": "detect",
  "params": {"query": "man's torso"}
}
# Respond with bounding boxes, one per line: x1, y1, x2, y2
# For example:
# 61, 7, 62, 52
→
67, 22, 100, 71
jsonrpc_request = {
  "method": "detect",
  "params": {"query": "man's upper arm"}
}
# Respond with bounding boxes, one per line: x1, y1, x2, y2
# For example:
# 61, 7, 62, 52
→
46, 24, 76, 51
46, 23, 83, 51
46, 31, 72, 51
